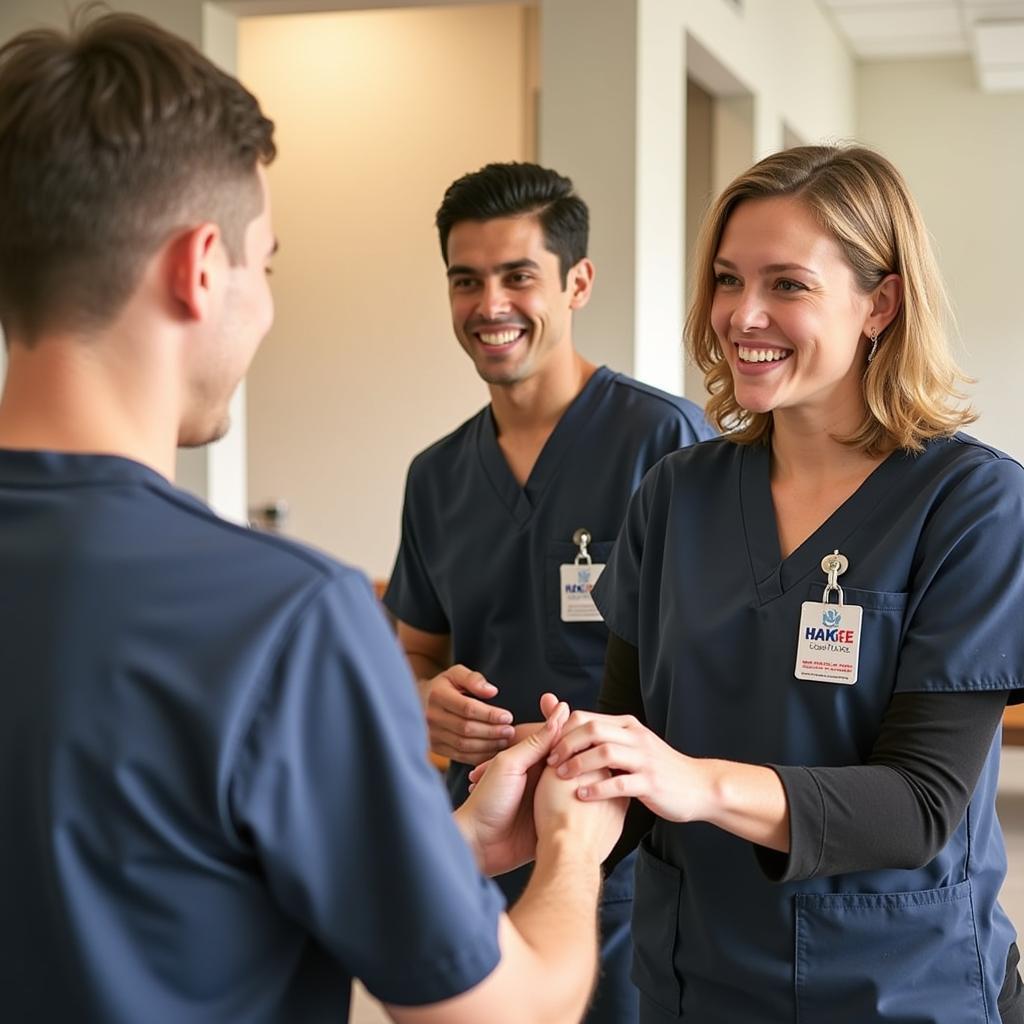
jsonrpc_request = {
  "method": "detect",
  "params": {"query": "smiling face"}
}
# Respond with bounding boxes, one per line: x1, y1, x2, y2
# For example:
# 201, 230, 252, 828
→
711, 195, 876, 427
445, 215, 592, 388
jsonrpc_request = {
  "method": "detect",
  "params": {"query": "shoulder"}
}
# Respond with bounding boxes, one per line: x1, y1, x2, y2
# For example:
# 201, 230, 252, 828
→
603, 371, 713, 437
655, 435, 743, 477
143, 476, 369, 602
936, 432, 1022, 471
627, 437, 742, 520
912, 433, 1024, 498
405, 406, 489, 483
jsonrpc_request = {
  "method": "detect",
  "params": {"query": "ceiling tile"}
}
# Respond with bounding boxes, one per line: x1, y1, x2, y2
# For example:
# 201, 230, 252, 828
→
854, 32, 971, 55
822, 1, 946, 8
833, 5, 963, 38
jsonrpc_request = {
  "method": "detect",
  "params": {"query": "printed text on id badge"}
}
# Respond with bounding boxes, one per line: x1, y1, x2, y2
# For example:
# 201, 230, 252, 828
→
559, 562, 606, 622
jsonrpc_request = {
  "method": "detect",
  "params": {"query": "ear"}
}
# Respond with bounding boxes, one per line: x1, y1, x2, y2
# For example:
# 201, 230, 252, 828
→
169, 223, 223, 322
567, 258, 596, 311
866, 273, 903, 337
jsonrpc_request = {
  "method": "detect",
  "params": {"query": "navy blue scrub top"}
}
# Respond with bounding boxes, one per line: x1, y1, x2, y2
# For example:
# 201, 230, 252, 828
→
0, 450, 504, 1024
593, 434, 1024, 1024
384, 365, 714, 805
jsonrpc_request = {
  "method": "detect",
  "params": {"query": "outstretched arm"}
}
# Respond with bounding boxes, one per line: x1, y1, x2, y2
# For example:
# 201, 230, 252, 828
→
388, 760, 627, 1024
550, 635, 1010, 876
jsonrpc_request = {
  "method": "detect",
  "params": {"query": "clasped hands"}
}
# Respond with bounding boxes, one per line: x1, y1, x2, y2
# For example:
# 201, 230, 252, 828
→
455, 693, 633, 878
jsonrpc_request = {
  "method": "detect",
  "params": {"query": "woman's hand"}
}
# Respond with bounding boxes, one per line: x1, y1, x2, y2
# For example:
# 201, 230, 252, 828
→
546, 711, 789, 850
545, 711, 709, 823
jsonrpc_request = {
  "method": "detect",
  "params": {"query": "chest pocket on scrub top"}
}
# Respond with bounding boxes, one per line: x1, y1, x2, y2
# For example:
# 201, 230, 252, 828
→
804, 583, 908, 694
544, 540, 614, 668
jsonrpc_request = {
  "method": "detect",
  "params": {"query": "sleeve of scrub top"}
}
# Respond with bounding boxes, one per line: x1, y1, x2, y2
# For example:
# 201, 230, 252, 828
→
761, 688, 1008, 882
893, 455, 1024, 699
677, 404, 718, 446
227, 570, 504, 1006
382, 464, 449, 633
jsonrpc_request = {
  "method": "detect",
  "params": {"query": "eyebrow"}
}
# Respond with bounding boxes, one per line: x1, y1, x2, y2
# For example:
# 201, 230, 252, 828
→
446, 258, 541, 278
714, 257, 819, 277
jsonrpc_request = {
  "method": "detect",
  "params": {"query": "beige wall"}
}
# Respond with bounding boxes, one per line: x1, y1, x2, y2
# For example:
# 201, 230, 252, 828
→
0, 1, 205, 41
239, 5, 530, 577
857, 57, 1024, 460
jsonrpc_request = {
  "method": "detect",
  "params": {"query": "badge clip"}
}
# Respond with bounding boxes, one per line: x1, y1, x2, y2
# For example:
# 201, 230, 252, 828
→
572, 527, 592, 565
560, 528, 605, 622
794, 549, 862, 685
820, 549, 849, 605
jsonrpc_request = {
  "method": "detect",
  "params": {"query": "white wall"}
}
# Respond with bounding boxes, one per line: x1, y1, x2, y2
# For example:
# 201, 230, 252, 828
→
540, 0, 856, 396
239, 5, 531, 577
857, 57, 1024, 460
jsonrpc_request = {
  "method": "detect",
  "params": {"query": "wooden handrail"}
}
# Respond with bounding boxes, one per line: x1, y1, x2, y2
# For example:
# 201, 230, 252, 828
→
1004, 704, 1024, 746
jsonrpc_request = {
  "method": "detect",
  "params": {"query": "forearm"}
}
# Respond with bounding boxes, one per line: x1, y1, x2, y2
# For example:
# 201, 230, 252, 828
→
506, 831, 602, 1023
696, 758, 790, 852
758, 690, 1008, 883
406, 652, 444, 695
761, 762, 936, 880
395, 622, 451, 707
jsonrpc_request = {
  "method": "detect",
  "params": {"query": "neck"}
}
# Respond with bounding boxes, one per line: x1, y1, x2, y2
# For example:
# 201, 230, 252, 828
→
489, 348, 597, 438
0, 330, 181, 481
770, 402, 883, 485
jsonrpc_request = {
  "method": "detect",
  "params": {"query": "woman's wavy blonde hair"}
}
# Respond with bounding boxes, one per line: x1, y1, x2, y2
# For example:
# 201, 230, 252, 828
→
686, 145, 974, 454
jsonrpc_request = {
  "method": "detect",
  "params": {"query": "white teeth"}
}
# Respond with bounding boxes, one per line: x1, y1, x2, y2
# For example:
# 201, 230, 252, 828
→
478, 329, 522, 346
738, 346, 790, 363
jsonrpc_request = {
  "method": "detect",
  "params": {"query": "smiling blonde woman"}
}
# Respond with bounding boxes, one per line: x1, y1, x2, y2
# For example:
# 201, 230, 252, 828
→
546, 145, 1024, 1024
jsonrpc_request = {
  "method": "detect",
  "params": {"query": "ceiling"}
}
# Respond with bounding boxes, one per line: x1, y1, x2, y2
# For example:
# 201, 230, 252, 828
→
817, 0, 1024, 90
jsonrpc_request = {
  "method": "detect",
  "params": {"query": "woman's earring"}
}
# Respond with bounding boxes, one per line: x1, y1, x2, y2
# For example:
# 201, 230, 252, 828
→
867, 326, 879, 363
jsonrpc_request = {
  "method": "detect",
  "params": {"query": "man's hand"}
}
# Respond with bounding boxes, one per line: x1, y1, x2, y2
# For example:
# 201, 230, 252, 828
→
455, 696, 569, 876
422, 664, 515, 766
533, 761, 627, 867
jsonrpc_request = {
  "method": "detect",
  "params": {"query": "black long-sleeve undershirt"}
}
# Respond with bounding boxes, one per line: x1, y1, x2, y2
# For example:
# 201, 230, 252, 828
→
598, 631, 1023, 1021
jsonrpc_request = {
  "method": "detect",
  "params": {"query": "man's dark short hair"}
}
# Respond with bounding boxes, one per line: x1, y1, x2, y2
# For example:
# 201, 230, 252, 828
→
436, 162, 589, 286
0, 7, 276, 341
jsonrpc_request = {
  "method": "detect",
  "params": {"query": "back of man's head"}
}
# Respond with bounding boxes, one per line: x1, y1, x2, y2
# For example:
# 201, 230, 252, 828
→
435, 162, 589, 285
0, 8, 276, 343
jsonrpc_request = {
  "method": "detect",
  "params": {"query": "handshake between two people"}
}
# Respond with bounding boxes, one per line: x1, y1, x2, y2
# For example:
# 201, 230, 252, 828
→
453, 693, 629, 879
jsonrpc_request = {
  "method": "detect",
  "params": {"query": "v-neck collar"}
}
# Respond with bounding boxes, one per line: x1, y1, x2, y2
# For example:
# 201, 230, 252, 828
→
476, 365, 614, 527
739, 441, 910, 604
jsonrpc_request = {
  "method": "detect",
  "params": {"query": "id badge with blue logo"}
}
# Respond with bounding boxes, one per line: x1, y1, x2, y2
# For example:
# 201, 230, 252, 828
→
794, 550, 862, 685
560, 527, 606, 623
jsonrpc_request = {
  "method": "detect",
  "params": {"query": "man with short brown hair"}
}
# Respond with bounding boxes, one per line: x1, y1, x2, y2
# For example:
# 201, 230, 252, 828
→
0, 11, 623, 1023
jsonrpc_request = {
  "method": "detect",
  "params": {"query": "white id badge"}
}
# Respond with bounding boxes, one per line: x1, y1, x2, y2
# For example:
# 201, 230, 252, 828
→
559, 562, 606, 622
794, 601, 863, 684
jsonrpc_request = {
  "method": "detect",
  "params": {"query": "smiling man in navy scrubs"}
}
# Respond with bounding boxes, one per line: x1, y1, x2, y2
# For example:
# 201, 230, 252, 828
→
0, 15, 628, 1024
384, 162, 714, 1023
